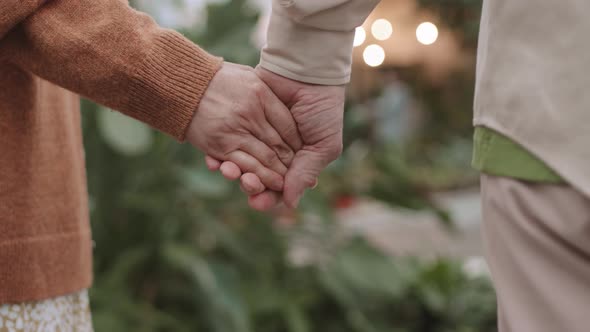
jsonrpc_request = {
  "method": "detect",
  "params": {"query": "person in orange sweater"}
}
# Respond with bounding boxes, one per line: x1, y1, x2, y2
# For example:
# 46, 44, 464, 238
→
0, 0, 347, 329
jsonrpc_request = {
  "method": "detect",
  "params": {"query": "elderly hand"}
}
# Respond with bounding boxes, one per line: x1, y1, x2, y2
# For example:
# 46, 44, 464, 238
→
187, 63, 302, 191
207, 67, 345, 210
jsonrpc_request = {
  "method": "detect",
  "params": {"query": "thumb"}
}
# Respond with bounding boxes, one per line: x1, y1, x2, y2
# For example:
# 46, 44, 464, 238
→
283, 149, 328, 209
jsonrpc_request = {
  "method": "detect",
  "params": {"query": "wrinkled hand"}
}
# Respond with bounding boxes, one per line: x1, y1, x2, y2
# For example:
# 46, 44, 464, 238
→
207, 67, 345, 210
188, 63, 302, 191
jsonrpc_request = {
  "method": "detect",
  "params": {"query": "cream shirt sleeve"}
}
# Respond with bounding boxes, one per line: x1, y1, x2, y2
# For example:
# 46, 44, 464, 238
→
260, 0, 381, 85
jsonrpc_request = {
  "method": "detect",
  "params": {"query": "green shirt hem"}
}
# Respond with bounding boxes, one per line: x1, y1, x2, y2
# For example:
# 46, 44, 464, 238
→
472, 127, 563, 183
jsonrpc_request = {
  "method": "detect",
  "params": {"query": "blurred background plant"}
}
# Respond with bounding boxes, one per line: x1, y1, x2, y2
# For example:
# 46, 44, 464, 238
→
84, 0, 496, 331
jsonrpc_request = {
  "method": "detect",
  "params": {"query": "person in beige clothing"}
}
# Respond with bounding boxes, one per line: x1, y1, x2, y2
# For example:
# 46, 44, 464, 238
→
211, 1, 590, 331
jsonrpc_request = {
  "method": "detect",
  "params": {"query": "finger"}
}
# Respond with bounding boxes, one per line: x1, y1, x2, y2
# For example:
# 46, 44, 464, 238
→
251, 121, 296, 168
239, 138, 288, 176
227, 150, 284, 191
240, 173, 266, 196
219, 161, 242, 181
260, 88, 303, 153
248, 190, 282, 211
205, 156, 222, 171
283, 149, 331, 209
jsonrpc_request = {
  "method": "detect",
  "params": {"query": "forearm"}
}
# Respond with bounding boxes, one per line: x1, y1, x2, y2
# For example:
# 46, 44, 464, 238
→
0, 0, 222, 140
261, 0, 380, 85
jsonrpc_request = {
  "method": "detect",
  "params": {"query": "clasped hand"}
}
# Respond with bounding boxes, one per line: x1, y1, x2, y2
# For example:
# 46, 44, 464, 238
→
187, 62, 345, 211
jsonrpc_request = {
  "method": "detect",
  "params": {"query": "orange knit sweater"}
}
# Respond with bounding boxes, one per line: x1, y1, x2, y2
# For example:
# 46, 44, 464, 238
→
0, 0, 222, 303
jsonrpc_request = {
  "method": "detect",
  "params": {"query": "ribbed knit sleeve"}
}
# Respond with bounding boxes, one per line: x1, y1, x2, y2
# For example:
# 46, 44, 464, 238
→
0, 0, 222, 141
0, 0, 47, 39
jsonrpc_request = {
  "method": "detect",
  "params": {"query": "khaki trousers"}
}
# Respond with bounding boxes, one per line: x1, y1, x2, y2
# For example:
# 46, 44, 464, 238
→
481, 174, 590, 331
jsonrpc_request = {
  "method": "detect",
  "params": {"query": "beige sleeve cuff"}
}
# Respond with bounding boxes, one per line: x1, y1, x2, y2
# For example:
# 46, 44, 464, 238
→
260, 0, 380, 85
260, 10, 355, 85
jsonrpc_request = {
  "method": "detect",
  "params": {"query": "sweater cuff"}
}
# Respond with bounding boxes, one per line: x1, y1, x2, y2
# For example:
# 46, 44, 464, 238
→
127, 30, 223, 141
260, 10, 354, 85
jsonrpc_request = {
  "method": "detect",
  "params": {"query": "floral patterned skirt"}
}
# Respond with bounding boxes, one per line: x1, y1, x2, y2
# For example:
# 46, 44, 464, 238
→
0, 290, 92, 332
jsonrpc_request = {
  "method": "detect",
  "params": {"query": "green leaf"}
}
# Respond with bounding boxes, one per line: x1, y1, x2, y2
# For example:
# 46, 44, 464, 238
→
283, 303, 311, 332
181, 167, 232, 198
98, 107, 153, 156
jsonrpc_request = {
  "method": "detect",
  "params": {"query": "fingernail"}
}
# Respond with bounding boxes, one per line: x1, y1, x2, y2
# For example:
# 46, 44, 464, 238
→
293, 196, 301, 208
312, 179, 319, 189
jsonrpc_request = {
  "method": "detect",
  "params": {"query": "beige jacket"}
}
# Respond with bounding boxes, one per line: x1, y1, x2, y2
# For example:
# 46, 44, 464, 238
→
261, 0, 590, 197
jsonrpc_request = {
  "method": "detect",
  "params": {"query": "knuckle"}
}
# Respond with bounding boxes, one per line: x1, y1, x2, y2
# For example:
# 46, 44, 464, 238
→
237, 104, 256, 118
252, 82, 267, 98
263, 150, 280, 166
259, 171, 277, 186
279, 147, 294, 161
240, 180, 253, 193
232, 99, 248, 115
274, 144, 294, 163
270, 136, 288, 151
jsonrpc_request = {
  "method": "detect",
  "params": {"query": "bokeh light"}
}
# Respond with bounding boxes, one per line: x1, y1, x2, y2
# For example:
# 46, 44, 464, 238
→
416, 22, 439, 45
353, 27, 367, 47
363, 44, 385, 67
371, 19, 393, 41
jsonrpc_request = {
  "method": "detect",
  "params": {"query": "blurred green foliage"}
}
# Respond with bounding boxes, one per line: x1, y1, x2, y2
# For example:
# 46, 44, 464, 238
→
180, 0, 261, 66
85, 1, 495, 331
